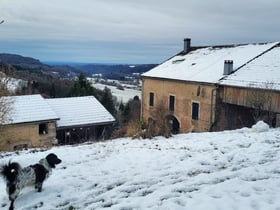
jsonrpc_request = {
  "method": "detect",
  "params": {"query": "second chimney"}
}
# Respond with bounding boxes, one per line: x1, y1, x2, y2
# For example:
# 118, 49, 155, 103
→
184, 38, 191, 54
224, 60, 233, 75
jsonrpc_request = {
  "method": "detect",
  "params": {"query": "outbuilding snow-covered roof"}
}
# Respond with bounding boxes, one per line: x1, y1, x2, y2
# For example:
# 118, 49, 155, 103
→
142, 42, 279, 85
2, 94, 59, 125
46, 96, 115, 128
219, 45, 280, 91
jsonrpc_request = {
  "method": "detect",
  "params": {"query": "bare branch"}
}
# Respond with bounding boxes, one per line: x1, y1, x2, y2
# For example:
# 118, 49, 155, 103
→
0, 67, 14, 129
246, 81, 275, 126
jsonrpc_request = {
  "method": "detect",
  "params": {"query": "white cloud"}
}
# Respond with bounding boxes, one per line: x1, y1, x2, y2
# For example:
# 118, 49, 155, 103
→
0, 0, 279, 63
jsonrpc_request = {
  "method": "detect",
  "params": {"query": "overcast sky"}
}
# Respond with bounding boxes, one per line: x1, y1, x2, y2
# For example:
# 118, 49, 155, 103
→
0, 0, 279, 64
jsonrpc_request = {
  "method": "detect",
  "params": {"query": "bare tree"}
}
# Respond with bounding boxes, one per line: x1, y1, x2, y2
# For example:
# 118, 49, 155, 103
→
0, 96, 13, 125
146, 100, 171, 138
246, 81, 275, 126
0, 66, 14, 129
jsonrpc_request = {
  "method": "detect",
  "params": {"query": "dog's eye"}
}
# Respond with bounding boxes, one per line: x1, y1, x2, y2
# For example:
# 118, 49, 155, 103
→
11, 169, 15, 173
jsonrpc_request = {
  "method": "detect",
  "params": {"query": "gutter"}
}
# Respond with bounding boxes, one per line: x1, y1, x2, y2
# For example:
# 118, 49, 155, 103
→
210, 86, 218, 131
56, 120, 116, 130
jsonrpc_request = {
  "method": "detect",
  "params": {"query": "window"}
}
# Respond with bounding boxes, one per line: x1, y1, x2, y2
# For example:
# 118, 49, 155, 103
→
192, 102, 199, 120
149, 92, 154, 107
39, 123, 48, 135
169, 95, 175, 112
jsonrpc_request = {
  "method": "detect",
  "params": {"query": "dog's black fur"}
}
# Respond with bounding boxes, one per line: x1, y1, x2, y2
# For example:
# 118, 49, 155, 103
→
1, 153, 61, 210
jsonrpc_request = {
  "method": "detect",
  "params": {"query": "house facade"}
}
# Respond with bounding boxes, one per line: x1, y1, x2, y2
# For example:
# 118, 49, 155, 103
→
142, 77, 217, 132
0, 95, 59, 151
1, 121, 57, 151
142, 39, 280, 133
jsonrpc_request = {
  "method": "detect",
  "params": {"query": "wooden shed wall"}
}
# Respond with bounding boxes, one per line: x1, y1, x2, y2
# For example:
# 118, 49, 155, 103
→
222, 86, 280, 113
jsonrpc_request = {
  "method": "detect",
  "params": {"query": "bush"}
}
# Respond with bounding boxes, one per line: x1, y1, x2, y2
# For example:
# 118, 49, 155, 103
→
145, 101, 172, 138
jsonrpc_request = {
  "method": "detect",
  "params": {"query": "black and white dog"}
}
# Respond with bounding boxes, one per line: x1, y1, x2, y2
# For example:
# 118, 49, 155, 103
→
1, 153, 62, 210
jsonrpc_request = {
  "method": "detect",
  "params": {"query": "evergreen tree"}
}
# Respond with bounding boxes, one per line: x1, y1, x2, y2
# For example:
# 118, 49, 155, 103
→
50, 82, 56, 98
122, 103, 131, 124
69, 72, 95, 97
100, 87, 116, 116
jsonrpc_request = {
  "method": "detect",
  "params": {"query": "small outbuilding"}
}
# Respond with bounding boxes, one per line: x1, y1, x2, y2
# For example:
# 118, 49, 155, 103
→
0, 94, 116, 151
0, 94, 59, 151
46, 96, 116, 144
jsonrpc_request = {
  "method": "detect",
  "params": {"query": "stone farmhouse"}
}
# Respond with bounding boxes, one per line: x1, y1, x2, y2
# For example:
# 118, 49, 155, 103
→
141, 39, 280, 133
0, 94, 115, 151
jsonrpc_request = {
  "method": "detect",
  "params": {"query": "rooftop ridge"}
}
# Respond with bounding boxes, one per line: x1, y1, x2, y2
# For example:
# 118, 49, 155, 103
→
179, 41, 278, 56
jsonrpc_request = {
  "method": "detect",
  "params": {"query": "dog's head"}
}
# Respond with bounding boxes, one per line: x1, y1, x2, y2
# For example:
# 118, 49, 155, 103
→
46, 153, 62, 168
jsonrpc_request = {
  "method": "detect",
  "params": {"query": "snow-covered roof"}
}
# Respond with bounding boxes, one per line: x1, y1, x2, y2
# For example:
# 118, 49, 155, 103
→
46, 96, 115, 128
2, 94, 59, 125
142, 42, 278, 84
219, 45, 280, 91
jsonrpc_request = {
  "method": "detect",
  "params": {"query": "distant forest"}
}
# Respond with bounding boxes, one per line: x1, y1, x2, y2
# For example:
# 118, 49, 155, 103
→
75, 63, 157, 80
0, 53, 157, 80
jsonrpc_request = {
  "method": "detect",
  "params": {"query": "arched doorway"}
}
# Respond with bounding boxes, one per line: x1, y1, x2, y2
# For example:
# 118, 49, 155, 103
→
166, 115, 180, 134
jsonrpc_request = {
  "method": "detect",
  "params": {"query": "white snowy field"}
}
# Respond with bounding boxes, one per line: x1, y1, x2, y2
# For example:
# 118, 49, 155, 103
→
92, 82, 141, 103
1, 121, 280, 210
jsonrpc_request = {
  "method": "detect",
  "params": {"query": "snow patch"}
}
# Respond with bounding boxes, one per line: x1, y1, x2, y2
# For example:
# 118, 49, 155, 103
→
251, 121, 269, 132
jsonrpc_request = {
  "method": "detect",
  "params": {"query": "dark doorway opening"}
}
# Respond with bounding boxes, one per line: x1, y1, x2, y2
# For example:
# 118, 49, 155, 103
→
166, 115, 180, 134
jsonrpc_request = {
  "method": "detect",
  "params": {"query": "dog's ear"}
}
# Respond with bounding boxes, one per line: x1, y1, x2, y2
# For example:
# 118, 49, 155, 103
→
46, 153, 62, 168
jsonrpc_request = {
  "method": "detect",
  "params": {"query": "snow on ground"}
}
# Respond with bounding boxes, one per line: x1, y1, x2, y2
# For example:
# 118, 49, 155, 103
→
1, 122, 280, 210
92, 82, 141, 103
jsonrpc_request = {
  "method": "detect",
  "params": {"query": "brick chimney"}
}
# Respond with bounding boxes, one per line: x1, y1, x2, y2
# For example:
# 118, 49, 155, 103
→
184, 38, 191, 53
223, 60, 233, 75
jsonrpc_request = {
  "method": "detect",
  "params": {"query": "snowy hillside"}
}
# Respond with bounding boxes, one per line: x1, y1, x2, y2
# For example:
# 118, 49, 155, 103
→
1, 122, 280, 210
92, 82, 141, 102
